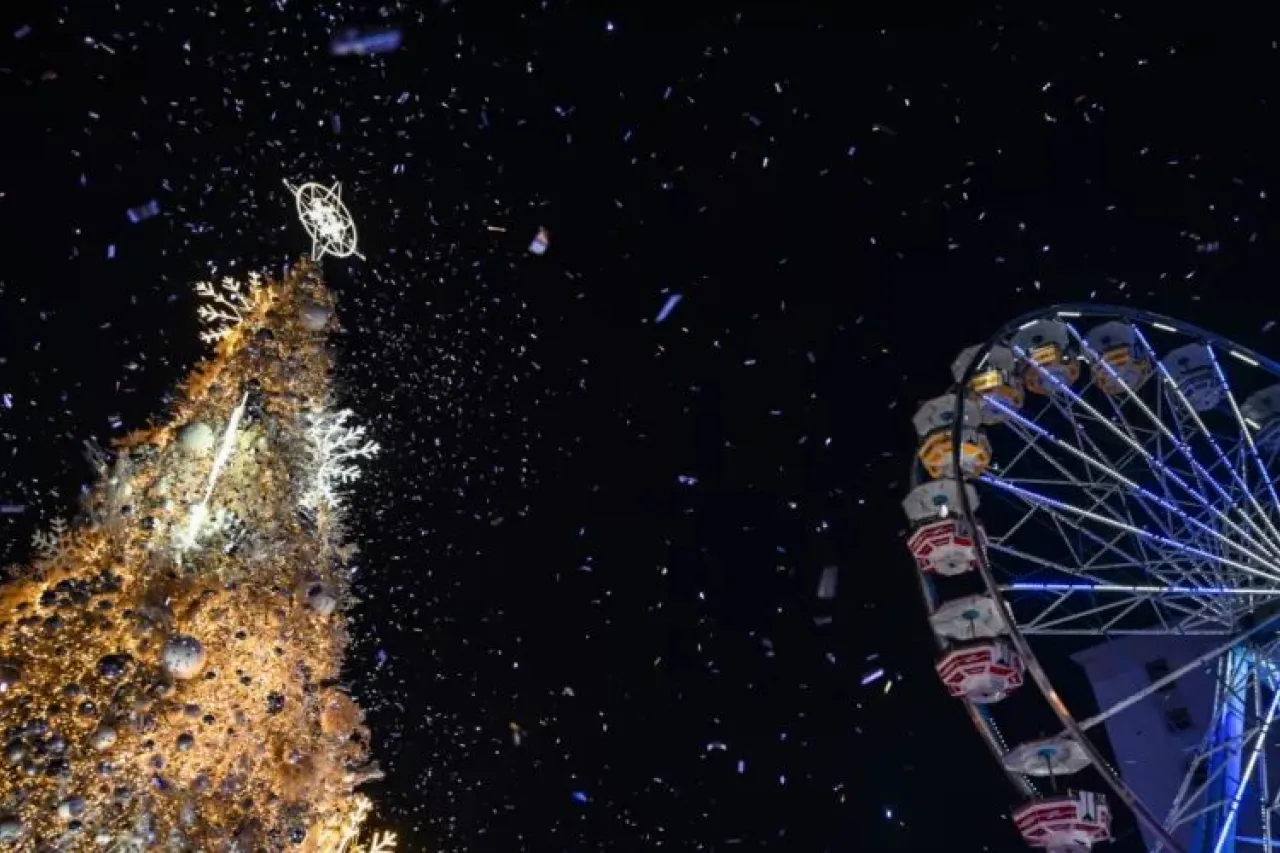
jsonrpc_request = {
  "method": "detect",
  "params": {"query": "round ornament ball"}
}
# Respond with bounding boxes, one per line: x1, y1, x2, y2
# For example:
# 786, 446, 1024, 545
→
0, 817, 22, 841
162, 635, 207, 680
57, 797, 85, 821
299, 303, 330, 332
0, 662, 20, 692
177, 422, 216, 455
306, 584, 338, 617
96, 654, 131, 681
92, 724, 117, 750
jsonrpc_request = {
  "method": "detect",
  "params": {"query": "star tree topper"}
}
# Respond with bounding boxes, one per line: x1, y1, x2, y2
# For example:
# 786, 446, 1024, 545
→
285, 179, 364, 260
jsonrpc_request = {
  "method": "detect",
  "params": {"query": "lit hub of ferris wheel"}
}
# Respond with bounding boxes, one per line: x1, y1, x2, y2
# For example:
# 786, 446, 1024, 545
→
905, 310, 1280, 853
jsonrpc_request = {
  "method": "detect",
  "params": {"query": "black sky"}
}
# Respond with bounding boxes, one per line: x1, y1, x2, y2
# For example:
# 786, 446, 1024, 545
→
5, 5, 1280, 851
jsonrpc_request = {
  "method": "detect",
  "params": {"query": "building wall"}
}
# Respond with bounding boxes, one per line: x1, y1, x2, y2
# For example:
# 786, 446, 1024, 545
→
1071, 635, 1225, 851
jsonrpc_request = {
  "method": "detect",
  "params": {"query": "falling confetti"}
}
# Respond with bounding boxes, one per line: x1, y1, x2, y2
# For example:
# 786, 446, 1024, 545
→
655, 293, 683, 323
528, 227, 550, 256
1, 7, 1270, 851
330, 27, 403, 57
125, 200, 161, 224
816, 565, 838, 600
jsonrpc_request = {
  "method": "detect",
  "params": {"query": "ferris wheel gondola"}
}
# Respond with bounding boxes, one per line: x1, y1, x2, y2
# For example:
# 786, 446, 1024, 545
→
905, 305, 1280, 853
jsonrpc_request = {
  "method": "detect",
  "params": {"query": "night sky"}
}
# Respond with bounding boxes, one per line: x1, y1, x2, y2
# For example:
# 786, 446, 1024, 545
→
5, 6, 1280, 851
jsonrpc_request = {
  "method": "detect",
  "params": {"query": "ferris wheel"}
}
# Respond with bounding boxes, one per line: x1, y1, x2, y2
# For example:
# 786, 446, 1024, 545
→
905, 305, 1280, 853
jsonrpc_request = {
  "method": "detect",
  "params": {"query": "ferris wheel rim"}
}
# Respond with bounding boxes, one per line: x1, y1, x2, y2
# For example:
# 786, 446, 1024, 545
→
935, 303, 1280, 853
909, 536, 1041, 800
964, 302, 1280, 378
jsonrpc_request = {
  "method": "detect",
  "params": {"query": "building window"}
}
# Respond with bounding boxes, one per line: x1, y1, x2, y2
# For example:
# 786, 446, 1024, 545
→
1166, 706, 1193, 733
1146, 658, 1174, 692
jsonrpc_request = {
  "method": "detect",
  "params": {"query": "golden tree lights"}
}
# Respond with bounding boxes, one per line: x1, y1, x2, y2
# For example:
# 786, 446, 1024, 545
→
0, 259, 395, 851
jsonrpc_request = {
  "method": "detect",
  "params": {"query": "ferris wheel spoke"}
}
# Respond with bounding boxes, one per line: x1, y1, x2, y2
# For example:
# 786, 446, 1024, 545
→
1164, 736, 1222, 848
988, 395, 1077, 481
988, 426, 1151, 546
1012, 342, 1280, 568
1028, 557, 1219, 572
1013, 587, 1074, 628
988, 540, 1174, 582
1242, 436, 1280, 525
1178, 609, 1247, 634
1002, 411, 1262, 586
987, 491, 1237, 629
1254, 668, 1275, 849
1064, 428, 1239, 602
984, 474, 1280, 594
1036, 593, 1225, 636
993, 412, 1246, 596
1107, 494, 1237, 613
1206, 344, 1280, 524
1172, 799, 1236, 832
995, 512, 1226, 621
1169, 727, 1255, 830
1161, 385, 1229, 529
1054, 398, 1186, 548
992, 551, 1232, 635
1257, 638, 1280, 668
1165, 698, 1254, 835
1135, 326, 1280, 557
1094, 380, 1249, 575
1080, 324, 1280, 563
1026, 595, 1152, 633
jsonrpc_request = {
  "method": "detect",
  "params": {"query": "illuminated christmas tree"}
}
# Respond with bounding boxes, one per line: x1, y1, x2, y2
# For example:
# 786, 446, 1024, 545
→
0, 257, 394, 851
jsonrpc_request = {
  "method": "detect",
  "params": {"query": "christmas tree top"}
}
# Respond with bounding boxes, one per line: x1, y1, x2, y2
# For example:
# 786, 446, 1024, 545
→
0, 257, 393, 851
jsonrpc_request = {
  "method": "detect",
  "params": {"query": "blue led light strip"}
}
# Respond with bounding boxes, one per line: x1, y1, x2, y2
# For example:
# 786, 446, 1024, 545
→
982, 474, 1280, 585
1005, 582, 1280, 597
1204, 344, 1280, 531
1214, 655, 1280, 853
1131, 326, 1280, 560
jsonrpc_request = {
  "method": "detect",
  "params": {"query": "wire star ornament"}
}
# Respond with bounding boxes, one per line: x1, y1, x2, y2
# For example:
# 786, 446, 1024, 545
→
284, 179, 364, 260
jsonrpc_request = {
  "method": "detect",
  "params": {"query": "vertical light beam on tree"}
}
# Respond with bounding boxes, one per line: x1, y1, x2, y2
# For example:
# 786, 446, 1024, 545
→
183, 390, 249, 550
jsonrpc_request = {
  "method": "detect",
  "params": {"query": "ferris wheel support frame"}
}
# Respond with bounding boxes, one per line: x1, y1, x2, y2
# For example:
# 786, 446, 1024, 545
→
945, 302, 1280, 853
1197, 647, 1247, 853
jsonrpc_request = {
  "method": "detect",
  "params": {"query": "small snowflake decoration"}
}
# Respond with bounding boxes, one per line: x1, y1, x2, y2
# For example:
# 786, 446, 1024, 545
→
31, 517, 68, 559
194, 273, 260, 343
285, 179, 363, 260
299, 408, 380, 513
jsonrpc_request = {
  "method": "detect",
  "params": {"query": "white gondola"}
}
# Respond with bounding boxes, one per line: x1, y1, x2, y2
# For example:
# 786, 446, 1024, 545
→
1002, 737, 1091, 777
952, 344, 1024, 423
902, 479, 983, 576
1160, 342, 1220, 411
1082, 320, 1150, 395
902, 478, 980, 522
930, 594, 1007, 641
1243, 384, 1280, 449
1011, 319, 1079, 396
912, 395, 990, 480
